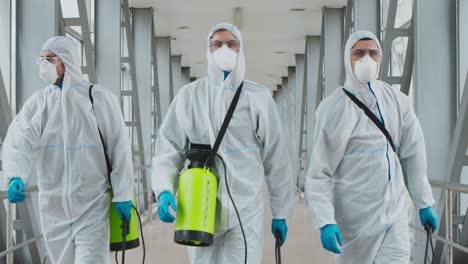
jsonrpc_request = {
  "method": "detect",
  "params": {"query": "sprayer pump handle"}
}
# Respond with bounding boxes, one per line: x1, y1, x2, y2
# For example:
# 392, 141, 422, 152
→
424, 223, 433, 234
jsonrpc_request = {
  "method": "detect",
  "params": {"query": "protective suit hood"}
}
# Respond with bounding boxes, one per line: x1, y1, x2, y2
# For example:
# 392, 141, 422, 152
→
41, 36, 89, 90
206, 22, 245, 89
344, 31, 382, 91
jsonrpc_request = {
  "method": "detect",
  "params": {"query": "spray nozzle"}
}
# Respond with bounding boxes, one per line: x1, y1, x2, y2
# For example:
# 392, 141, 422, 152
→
121, 217, 129, 236
274, 230, 282, 246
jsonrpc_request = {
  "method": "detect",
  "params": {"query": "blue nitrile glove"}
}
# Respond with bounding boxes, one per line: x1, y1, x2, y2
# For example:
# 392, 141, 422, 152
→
271, 219, 288, 245
320, 224, 343, 254
113, 201, 133, 223
420, 206, 438, 231
7, 177, 26, 203
158, 191, 177, 223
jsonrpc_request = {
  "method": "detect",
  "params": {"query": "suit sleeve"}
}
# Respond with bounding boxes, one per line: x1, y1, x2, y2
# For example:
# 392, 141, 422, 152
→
399, 95, 435, 209
306, 97, 355, 229
258, 94, 295, 219
2, 95, 41, 186
93, 89, 134, 202
151, 90, 188, 198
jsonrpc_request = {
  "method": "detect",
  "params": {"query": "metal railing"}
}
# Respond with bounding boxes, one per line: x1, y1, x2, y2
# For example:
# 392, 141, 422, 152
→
0, 185, 40, 263
409, 179, 468, 263
0, 165, 157, 263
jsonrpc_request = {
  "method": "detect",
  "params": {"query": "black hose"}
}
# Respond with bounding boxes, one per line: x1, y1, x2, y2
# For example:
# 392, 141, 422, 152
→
121, 218, 128, 264
275, 230, 282, 264
424, 223, 434, 264
115, 205, 146, 264
133, 205, 146, 264
216, 154, 247, 264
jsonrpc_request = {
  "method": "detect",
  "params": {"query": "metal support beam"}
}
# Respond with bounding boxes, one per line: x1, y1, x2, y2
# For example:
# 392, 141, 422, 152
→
156, 37, 173, 118
353, 0, 381, 39
121, 0, 148, 209
16, 0, 58, 108
0, 71, 12, 141
380, 0, 398, 84
413, 0, 457, 262
171, 55, 182, 96
460, 0, 468, 100
181, 67, 190, 86
445, 71, 468, 204
274, 84, 281, 103
316, 15, 325, 107
275, 83, 282, 118
297, 52, 307, 193
63, 17, 81, 27
454, 207, 468, 262
95, 0, 121, 96
446, 189, 454, 263
400, 25, 415, 97
380, 0, 415, 95
275, 83, 282, 117
150, 19, 162, 156
272, 90, 277, 100
287, 67, 296, 163
75, 0, 96, 83
56, 0, 65, 36
133, 7, 154, 211
57, 0, 95, 84
459, 1, 468, 255
0, 200, 6, 263
344, 0, 354, 41
442, 72, 468, 263
15, 201, 41, 264
322, 7, 345, 97
305, 36, 321, 171
281, 77, 288, 126
0, 0, 12, 117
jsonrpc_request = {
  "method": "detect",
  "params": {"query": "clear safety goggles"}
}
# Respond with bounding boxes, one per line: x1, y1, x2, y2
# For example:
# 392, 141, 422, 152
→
209, 39, 240, 50
351, 48, 382, 61
36, 56, 61, 65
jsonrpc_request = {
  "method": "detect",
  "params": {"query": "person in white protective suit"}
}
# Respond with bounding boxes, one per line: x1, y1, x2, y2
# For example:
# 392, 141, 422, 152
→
306, 31, 438, 263
152, 23, 295, 264
3, 36, 134, 263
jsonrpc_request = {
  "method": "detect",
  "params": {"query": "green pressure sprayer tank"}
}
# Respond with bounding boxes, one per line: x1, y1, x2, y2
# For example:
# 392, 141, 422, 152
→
109, 193, 140, 251
174, 82, 243, 247
174, 143, 218, 246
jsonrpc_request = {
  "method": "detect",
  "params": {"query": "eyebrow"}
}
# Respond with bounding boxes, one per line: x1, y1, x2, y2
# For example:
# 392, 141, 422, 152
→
211, 38, 238, 42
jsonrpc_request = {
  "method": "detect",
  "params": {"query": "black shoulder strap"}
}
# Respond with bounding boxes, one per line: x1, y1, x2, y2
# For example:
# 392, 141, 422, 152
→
205, 82, 244, 167
342, 88, 396, 152
89, 85, 113, 186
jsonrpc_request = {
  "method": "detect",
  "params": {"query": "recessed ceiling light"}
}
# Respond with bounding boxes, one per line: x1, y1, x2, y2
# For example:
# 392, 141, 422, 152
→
267, 74, 276, 77
176, 26, 191, 30
195, 61, 205, 64
290, 8, 307, 12
274, 51, 287, 54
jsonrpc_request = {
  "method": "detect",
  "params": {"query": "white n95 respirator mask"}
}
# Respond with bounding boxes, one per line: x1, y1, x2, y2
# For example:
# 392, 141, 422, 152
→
212, 45, 238, 72
39, 61, 59, 85
354, 55, 378, 84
